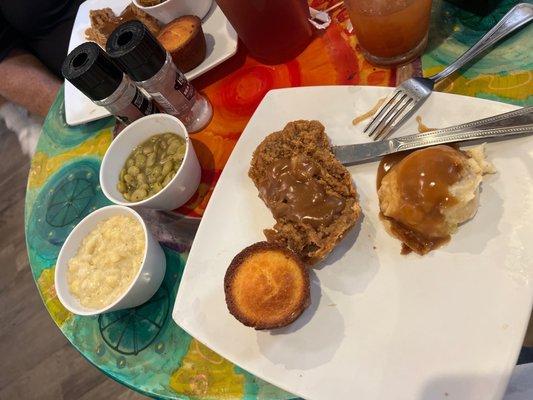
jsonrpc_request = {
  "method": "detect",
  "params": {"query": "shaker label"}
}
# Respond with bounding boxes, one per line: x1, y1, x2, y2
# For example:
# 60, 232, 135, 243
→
151, 92, 179, 114
131, 88, 157, 116
174, 71, 195, 101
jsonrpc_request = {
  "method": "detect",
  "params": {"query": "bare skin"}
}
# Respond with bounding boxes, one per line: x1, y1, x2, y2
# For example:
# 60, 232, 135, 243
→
0, 49, 61, 118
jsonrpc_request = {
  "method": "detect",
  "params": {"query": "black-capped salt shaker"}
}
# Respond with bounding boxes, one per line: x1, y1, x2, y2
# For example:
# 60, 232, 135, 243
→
62, 42, 157, 125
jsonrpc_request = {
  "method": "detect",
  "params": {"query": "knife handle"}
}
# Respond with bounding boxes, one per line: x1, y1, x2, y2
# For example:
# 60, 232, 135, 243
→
396, 125, 533, 151
397, 106, 533, 144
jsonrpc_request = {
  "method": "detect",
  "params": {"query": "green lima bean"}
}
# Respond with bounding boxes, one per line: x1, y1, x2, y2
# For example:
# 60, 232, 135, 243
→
116, 132, 186, 202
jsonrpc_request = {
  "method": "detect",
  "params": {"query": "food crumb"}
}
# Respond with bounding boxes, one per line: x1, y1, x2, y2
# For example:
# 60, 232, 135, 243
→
373, 246, 377, 250
502, 324, 509, 330
328, 303, 336, 307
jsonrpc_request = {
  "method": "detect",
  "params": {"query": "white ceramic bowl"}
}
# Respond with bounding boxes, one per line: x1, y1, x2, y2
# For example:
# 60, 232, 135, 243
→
133, 0, 213, 24
100, 114, 201, 210
55, 205, 166, 316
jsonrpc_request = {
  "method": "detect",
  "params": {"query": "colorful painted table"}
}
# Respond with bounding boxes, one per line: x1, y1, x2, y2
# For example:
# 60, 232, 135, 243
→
25, 1, 532, 398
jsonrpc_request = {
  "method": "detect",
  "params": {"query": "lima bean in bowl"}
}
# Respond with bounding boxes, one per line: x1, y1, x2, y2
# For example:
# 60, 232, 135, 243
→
117, 133, 186, 202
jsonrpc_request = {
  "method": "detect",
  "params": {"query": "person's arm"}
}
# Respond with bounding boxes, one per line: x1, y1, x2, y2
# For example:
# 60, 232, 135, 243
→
0, 11, 61, 118
0, 49, 61, 118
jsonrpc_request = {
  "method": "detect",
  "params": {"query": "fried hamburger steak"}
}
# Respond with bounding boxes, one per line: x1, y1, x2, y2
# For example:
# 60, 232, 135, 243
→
249, 120, 361, 265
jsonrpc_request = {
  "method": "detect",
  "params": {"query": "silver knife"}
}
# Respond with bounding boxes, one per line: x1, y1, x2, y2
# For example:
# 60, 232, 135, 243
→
334, 108, 533, 165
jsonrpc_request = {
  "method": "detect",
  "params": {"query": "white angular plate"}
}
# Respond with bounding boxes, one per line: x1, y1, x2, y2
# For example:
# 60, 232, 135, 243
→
173, 86, 533, 400
64, 0, 237, 125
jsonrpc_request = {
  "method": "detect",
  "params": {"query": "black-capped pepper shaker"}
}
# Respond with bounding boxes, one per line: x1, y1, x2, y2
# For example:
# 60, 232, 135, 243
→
106, 20, 212, 133
62, 42, 157, 125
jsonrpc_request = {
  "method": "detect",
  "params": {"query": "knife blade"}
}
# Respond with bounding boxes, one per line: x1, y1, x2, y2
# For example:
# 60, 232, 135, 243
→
333, 124, 533, 165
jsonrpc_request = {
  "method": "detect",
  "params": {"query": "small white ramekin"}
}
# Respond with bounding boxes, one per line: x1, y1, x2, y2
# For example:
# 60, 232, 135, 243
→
55, 205, 166, 316
100, 114, 201, 210
132, 0, 213, 24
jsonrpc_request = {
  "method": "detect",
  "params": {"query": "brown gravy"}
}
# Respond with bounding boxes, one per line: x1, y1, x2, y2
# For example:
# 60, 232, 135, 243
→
352, 97, 387, 126
376, 150, 413, 190
383, 213, 451, 255
258, 155, 345, 229
415, 115, 436, 133
377, 146, 466, 254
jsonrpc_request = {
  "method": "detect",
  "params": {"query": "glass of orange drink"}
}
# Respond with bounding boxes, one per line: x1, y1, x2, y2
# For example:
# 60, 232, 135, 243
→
343, 0, 433, 66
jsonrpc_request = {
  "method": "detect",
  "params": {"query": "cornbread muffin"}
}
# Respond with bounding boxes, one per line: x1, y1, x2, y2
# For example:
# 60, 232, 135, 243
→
224, 242, 310, 330
249, 120, 361, 265
158, 16, 206, 73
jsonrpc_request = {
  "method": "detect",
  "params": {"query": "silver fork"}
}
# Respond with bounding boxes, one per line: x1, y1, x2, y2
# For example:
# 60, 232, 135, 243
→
364, 2, 533, 141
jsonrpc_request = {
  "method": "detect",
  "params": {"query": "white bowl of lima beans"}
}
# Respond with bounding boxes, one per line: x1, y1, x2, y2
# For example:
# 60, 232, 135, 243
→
100, 114, 201, 210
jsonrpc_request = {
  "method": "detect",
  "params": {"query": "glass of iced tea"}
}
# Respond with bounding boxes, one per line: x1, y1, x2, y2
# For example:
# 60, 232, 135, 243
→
343, 0, 432, 66
215, 0, 313, 64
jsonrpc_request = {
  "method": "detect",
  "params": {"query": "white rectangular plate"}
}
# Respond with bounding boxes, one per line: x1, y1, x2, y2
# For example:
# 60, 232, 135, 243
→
64, 0, 237, 125
173, 86, 533, 400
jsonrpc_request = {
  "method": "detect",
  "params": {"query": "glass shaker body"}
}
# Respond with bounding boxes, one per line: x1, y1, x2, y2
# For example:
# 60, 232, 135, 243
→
94, 74, 157, 125
136, 53, 212, 133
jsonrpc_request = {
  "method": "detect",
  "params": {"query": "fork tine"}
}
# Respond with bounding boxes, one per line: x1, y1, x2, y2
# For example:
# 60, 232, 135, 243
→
363, 91, 403, 135
368, 93, 409, 139
377, 100, 422, 140
373, 97, 414, 141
